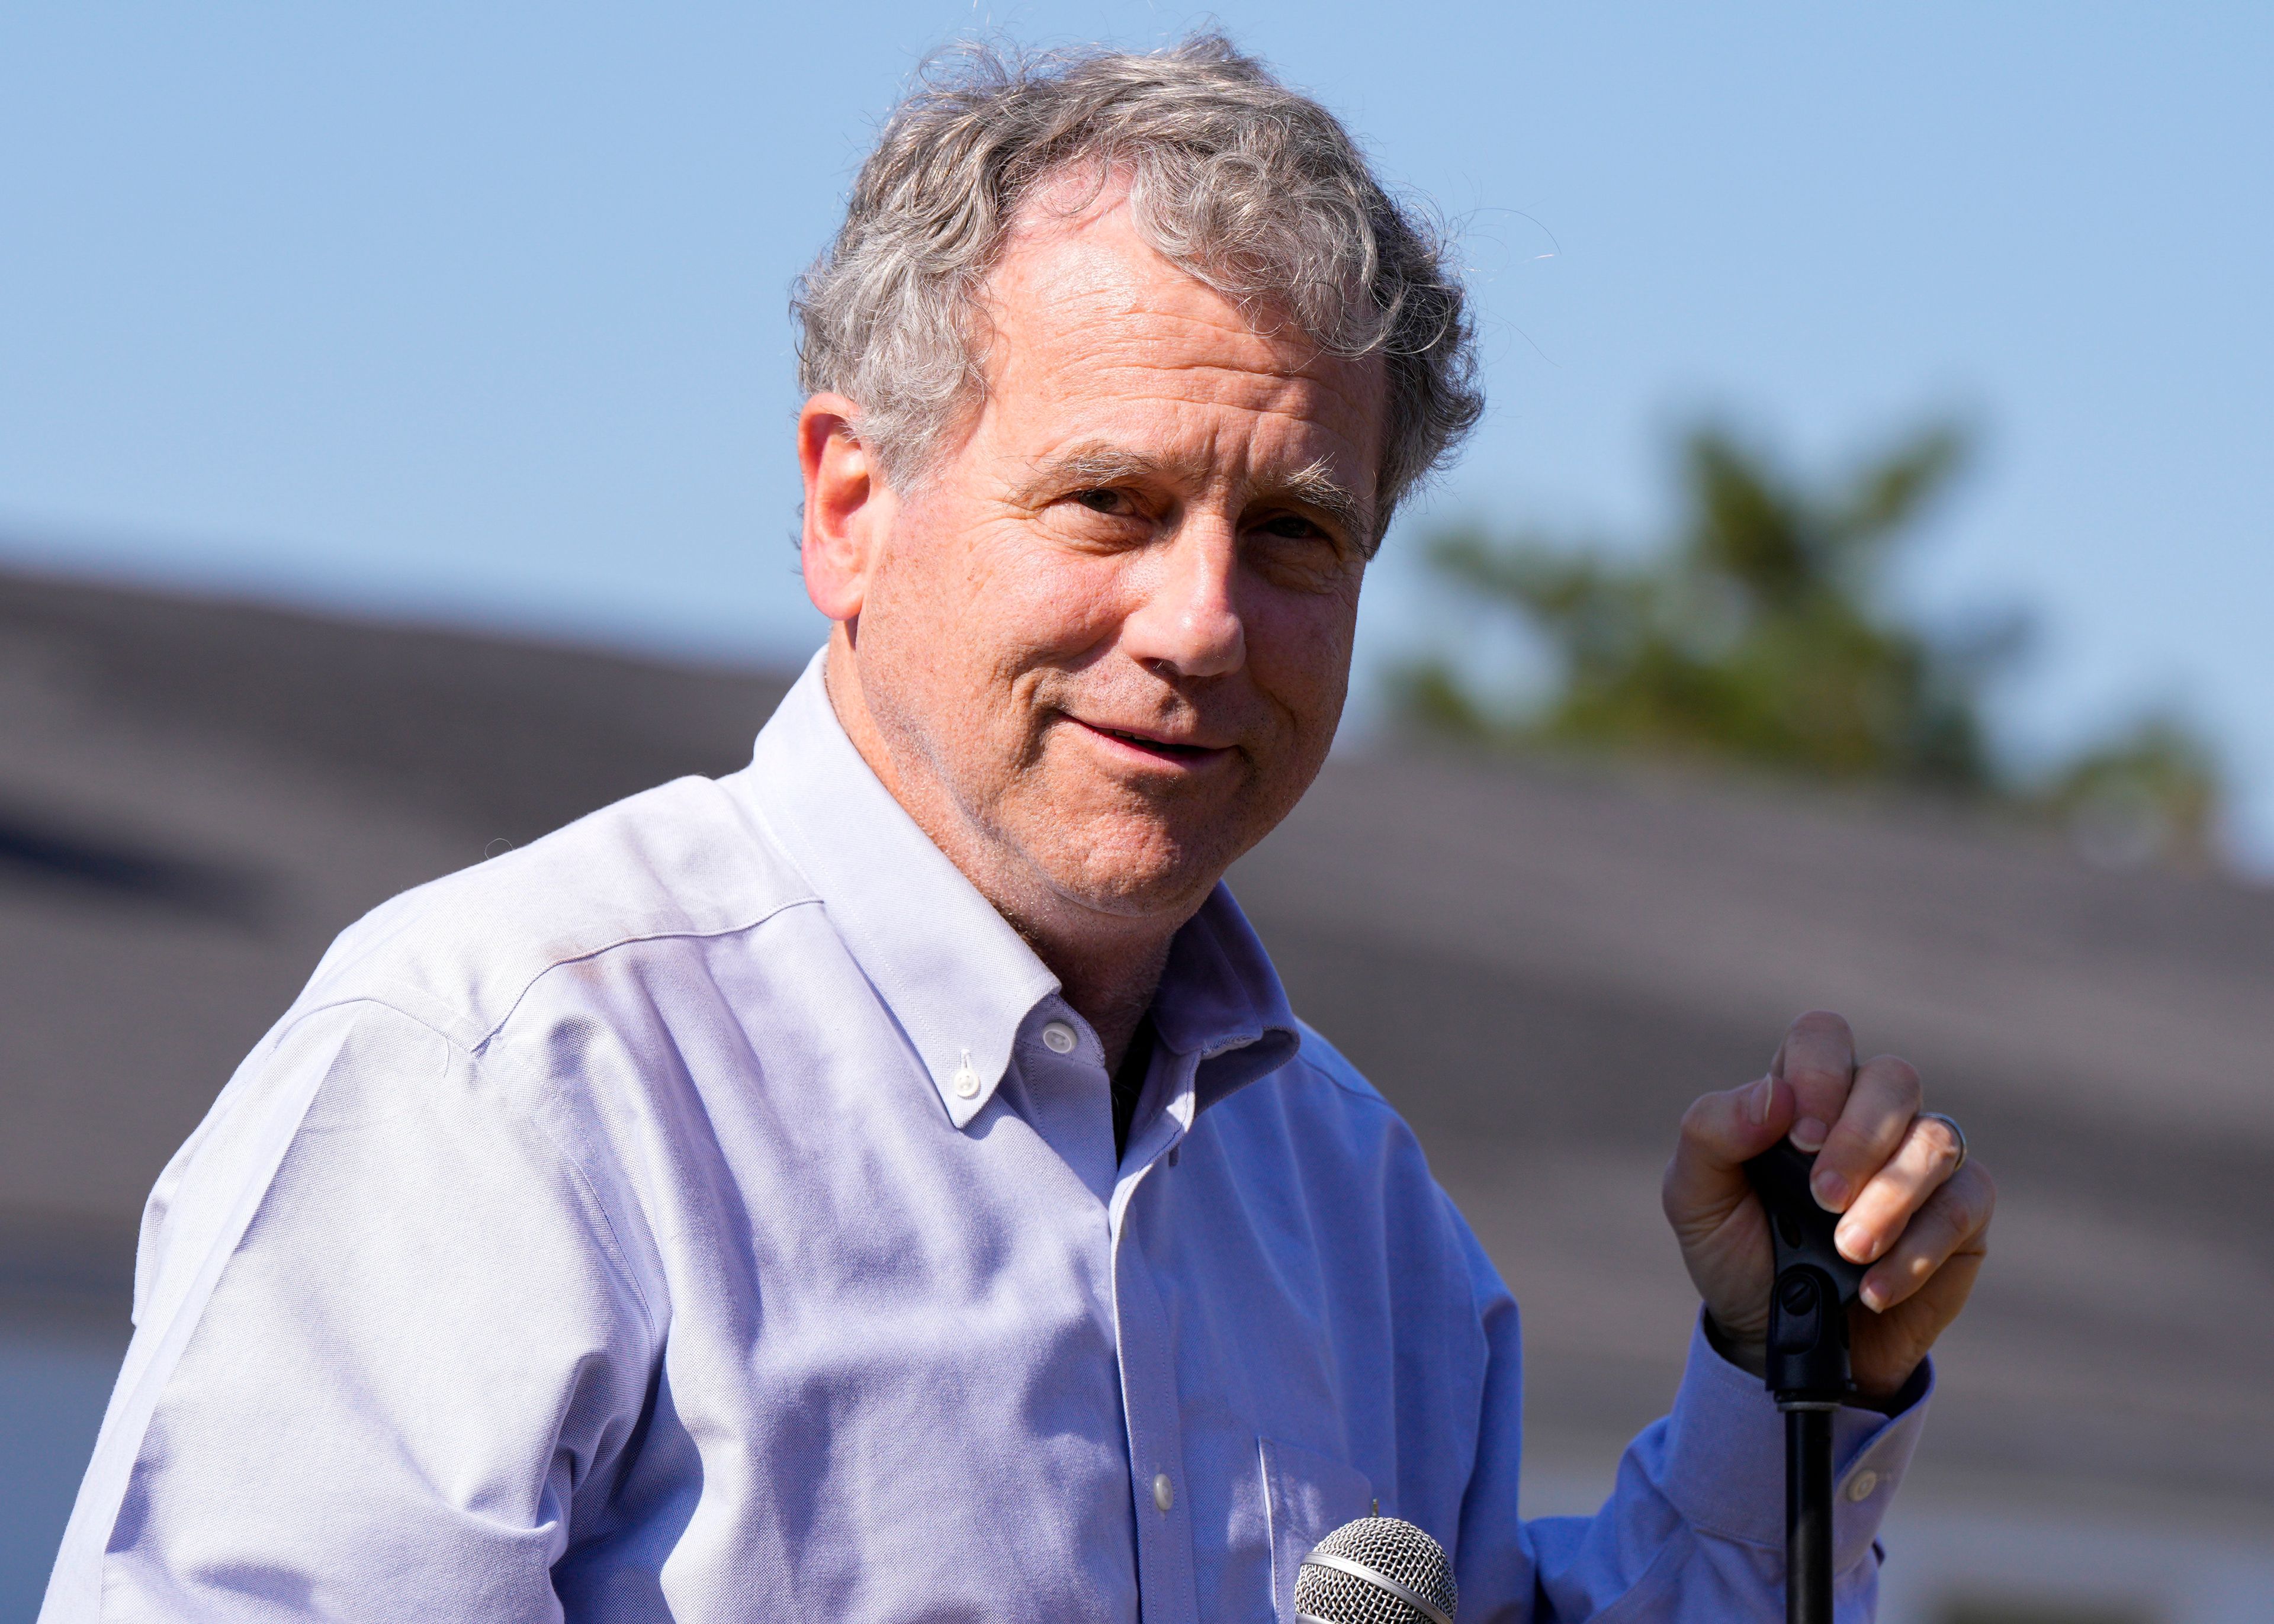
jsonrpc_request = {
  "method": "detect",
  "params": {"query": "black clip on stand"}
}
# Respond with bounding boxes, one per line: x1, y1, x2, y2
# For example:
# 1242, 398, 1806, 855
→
1743, 1140, 1867, 1624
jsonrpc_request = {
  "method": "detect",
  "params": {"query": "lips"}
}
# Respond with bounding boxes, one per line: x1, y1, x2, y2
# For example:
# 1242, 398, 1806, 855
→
1072, 716, 1232, 763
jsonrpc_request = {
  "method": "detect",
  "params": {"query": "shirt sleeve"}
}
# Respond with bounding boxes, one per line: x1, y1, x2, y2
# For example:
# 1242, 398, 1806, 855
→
41, 999, 659, 1623
1446, 1205, 1932, 1623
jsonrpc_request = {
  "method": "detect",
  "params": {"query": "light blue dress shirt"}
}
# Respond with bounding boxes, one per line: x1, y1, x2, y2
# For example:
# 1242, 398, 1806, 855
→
46, 654, 1927, 1622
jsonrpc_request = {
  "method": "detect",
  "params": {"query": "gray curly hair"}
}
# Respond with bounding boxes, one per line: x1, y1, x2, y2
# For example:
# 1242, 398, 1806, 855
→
794, 32, 1482, 545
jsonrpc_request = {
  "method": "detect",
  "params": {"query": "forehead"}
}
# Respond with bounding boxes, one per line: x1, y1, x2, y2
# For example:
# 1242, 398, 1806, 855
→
973, 192, 1387, 491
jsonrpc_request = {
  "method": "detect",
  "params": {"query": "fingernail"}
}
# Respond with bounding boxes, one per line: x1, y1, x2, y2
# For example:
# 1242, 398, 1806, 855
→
1790, 1117, 1829, 1153
1813, 1168, 1849, 1211
1859, 1278, 1887, 1312
1749, 1076, 1774, 1124
1835, 1217, 1871, 1259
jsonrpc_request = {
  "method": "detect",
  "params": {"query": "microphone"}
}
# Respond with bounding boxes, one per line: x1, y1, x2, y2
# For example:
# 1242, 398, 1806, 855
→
1295, 1515, 1458, 1624
1745, 1138, 1870, 1624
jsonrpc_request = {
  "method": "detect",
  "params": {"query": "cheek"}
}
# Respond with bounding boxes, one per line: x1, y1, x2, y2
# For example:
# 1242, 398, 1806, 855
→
1244, 587, 1359, 726
958, 533, 1125, 669
870, 514, 1120, 695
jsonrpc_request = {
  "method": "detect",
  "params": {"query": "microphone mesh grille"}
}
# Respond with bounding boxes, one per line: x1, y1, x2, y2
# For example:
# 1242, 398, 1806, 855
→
1295, 1516, 1457, 1624
1294, 1565, 1430, 1624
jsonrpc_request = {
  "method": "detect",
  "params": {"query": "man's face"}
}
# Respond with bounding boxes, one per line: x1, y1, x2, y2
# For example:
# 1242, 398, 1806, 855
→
811, 188, 1385, 936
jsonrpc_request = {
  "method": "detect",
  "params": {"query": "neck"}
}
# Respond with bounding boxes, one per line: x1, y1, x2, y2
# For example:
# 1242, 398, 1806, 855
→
824, 636, 1189, 1071
1026, 929, 1173, 1075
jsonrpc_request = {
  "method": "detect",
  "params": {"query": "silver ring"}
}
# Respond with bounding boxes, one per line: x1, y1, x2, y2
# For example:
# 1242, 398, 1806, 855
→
1917, 1111, 1967, 1173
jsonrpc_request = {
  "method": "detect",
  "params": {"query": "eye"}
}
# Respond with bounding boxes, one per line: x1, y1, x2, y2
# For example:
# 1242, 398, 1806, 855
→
1074, 487, 1132, 515
1247, 510, 1361, 594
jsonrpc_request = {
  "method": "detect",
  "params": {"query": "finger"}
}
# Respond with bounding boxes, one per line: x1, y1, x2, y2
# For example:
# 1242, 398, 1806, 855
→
1773, 1011, 1857, 1153
1859, 1162, 1997, 1313
1851, 1251, 1987, 1399
1810, 1053, 1923, 1218
1662, 1074, 1796, 1232
1833, 1108, 1964, 1263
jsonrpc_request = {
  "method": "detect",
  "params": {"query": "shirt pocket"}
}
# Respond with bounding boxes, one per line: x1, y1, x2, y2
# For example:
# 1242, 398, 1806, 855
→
1261, 1436, 1374, 1624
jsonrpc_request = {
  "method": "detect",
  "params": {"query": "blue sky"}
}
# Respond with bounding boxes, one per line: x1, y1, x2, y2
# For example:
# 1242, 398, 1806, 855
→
4, 4, 2270, 863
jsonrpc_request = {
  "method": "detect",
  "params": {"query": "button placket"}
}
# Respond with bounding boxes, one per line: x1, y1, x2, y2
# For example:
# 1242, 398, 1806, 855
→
1109, 1161, 1199, 1623
1004, 1010, 1122, 1203
1119, 1044, 1199, 1183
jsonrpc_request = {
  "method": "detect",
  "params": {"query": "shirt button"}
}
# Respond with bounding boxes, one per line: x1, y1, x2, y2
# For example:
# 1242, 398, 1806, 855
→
1845, 1469, 1880, 1503
1152, 1472, 1174, 1513
952, 1062, 982, 1099
1041, 1021, 1078, 1054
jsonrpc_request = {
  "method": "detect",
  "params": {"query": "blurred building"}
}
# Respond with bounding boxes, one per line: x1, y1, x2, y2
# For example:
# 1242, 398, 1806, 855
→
2, 566, 2267, 1623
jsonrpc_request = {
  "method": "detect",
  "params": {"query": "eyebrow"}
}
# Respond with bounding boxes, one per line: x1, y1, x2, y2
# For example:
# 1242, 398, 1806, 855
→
1015, 442, 1379, 557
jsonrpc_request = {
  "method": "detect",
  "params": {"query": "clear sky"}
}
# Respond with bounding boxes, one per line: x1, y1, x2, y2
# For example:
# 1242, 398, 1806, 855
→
5, 4, 2270, 864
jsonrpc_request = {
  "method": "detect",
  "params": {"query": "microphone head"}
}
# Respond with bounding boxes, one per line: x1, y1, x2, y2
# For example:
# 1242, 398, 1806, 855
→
1294, 1514, 1457, 1624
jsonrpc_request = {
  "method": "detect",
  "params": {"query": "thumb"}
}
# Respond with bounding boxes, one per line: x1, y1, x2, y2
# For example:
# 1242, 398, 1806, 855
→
1663, 1074, 1796, 1234
1663, 1074, 1800, 1352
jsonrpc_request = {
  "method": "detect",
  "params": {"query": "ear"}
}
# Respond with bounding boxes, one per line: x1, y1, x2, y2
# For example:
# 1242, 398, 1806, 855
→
799, 394, 892, 623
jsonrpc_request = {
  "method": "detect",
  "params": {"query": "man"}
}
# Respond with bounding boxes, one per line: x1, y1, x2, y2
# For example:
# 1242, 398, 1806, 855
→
47, 35, 1992, 1622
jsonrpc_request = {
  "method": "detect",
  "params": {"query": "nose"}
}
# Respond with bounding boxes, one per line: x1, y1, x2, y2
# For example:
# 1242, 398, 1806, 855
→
1119, 524, 1245, 680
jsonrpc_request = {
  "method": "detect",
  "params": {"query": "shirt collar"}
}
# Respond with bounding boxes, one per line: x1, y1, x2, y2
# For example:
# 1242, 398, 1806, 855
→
1151, 885, 1300, 1116
730, 652, 1299, 1128
731, 653, 1054, 1128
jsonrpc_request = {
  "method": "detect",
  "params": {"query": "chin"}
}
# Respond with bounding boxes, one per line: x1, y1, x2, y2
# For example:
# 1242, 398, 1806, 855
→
1032, 813, 1233, 921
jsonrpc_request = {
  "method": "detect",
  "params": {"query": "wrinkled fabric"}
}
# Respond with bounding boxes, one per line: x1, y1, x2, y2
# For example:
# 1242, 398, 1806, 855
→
46, 652, 1926, 1622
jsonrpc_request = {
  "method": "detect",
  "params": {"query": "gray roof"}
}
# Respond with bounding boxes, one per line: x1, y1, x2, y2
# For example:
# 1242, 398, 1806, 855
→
4, 565, 2268, 1523
1230, 747, 2274, 1521
0, 567, 788, 1281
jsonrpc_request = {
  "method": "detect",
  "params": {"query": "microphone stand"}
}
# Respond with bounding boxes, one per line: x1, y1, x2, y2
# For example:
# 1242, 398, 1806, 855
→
1743, 1143, 1866, 1624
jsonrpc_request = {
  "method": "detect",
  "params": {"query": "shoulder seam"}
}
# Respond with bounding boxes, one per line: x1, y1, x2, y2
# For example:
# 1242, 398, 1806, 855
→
471, 893, 822, 1051
1290, 1020, 1398, 1112
1309, 1061, 1395, 1110
310, 893, 822, 1057
259, 990, 462, 1056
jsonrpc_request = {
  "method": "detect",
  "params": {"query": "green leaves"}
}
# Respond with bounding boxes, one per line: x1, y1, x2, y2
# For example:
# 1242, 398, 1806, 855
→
1402, 420, 1991, 784
1393, 418, 2227, 867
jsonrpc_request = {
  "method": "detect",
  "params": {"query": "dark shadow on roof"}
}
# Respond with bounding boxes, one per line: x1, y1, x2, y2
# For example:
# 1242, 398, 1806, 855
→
0, 806, 270, 928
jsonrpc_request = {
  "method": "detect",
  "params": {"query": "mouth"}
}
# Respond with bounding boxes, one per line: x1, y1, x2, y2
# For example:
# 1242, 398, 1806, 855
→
1069, 716, 1234, 766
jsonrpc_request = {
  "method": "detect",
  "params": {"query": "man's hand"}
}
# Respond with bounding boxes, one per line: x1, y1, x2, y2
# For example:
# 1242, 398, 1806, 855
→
1661, 1011, 1996, 1401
